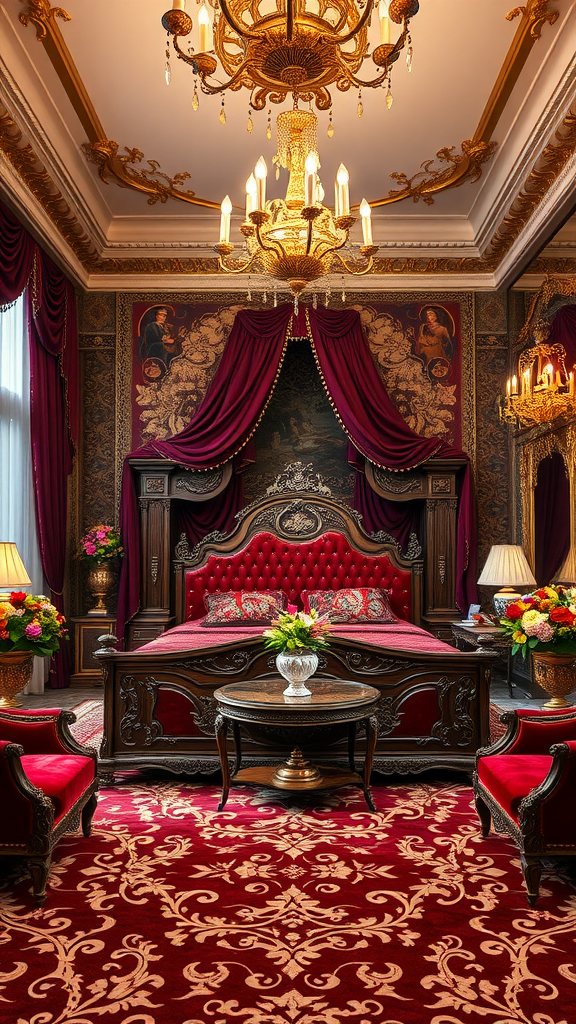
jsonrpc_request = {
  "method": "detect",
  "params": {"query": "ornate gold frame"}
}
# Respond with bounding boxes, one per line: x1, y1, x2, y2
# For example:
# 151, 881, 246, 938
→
16, 0, 558, 211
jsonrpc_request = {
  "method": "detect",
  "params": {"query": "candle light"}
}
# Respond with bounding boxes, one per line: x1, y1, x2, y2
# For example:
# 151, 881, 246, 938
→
305, 152, 317, 207
506, 378, 511, 397
219, 195, 232, 244
570, 371, 574, 397
379, 0, 390, 44
544, 363, 553, 389
245, 174, 257, 219
336, 163, 349, 216
525, 369, 532, 395
198, 4, 211, 51
255, 157, 267, 210
360, 199, 372, 246
512, 374, 517, 395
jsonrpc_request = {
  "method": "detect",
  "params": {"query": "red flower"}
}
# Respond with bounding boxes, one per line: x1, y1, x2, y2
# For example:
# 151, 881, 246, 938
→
550, 606, 576, 626
9, 591, 27, 606
534, 589, 549, 599
504, 602, 524, 620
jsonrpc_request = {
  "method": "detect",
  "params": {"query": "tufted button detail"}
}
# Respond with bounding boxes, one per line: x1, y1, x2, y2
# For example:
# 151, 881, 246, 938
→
186, 530, 412, 621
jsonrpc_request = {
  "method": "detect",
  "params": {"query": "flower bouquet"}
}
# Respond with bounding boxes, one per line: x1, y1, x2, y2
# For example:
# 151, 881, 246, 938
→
264, 607, 331, 697
78, 525, 123, 566
499, 585, 576, 658
0, 592, 67, 657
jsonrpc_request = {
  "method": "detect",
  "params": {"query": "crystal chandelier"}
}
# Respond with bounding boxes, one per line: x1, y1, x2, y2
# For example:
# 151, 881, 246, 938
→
215, 108, 377, 296
499, 321, 576, 427
162, 0, 419, 114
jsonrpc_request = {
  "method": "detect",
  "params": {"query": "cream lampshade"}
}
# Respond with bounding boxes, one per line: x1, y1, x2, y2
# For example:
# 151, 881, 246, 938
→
477, 544, 536, 617
555, 547, 576, 585
0, 542, 31, 601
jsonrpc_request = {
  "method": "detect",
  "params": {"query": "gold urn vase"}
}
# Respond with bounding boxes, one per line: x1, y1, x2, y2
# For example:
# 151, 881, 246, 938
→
532, 651, 576, 709
0, 651, 34, 708
86, 562, 114, 616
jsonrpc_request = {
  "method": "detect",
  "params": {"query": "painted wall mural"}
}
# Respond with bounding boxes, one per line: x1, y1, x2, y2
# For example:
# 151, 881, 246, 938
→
130, 298, 463, 451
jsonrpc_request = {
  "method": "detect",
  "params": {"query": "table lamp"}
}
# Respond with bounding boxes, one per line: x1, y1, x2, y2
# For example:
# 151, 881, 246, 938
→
555, 547, 576, 585
477, 544, 536, 617
0, 542, 31, 602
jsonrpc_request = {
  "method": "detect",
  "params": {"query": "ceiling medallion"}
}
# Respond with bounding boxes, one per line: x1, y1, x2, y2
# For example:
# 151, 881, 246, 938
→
215, 107, 377, 296
161, 0, 419, 113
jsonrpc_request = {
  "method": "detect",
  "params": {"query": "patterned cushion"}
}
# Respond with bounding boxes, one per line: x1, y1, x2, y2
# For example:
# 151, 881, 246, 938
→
201, 590, 287, 626
302, 587, 396, 623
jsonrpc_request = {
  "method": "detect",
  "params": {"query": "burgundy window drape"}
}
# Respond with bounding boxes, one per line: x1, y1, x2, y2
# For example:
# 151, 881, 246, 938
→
118, 302, 477, 640
534, 453, 570, 585
0, 200, 79, 687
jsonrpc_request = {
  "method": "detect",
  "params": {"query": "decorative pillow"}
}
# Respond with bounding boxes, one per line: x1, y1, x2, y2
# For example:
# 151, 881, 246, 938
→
201, 590, 287, 626
302, 587, 396, 624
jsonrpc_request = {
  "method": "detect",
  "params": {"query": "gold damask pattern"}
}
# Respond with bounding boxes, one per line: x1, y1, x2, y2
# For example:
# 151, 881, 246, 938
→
1, 780, 575, 1022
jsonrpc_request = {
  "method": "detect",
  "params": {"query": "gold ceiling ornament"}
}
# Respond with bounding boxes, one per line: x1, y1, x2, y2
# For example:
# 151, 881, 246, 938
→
506, 0, 559, 40
161, 0, 418, 114
499, 320, 576, 427
83, 139, 219, 209
215, 108, 377, 296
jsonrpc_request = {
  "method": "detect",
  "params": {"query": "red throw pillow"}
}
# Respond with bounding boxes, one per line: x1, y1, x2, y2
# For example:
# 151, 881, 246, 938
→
302, 587, 396, 624
201, 590, 287, 626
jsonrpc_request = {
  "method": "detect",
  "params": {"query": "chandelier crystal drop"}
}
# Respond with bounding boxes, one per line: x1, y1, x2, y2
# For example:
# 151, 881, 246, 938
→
161, 0, 419, 111
215, 108, 378, 296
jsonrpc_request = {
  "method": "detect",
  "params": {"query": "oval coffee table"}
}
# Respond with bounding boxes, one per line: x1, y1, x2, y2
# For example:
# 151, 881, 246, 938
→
214, 677, 380, 812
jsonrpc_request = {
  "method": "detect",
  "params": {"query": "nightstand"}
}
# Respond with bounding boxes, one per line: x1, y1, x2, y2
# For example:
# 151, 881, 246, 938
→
451, 621, 515, 698
71, 617, 115, 686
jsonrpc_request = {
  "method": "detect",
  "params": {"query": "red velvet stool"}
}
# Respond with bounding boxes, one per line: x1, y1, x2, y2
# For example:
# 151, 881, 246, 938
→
473, 708, 576, 905
0, 708, 98, 905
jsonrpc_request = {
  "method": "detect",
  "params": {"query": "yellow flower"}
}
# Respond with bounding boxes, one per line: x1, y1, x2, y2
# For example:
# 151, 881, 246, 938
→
514, 633, 527, 644
521, 609, 541, 629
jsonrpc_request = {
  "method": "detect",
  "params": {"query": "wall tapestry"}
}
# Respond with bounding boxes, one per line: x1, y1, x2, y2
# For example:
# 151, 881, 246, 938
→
129, 298, 463, 451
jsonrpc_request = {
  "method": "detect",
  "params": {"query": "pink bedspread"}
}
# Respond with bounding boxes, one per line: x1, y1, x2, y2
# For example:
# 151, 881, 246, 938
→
135, 618, 456, 656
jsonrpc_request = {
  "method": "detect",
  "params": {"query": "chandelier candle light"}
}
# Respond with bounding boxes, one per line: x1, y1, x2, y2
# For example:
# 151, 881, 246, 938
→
216, 109, 378, 297
499, 320, 576, 427
161, 0, 419, 114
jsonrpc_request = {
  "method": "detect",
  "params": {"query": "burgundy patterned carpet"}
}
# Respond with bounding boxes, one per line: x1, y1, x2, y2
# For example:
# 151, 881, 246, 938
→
1, 780, 576, 1024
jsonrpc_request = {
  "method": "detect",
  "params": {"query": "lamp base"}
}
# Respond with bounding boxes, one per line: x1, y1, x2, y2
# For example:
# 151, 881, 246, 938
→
493, 587, 522, 619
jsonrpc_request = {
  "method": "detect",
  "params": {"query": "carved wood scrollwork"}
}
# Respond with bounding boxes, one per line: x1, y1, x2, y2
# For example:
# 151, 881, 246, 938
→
417, 676, 476, 748
172, 650, 254, 674
343, 650, 419, 675
119, 676, 163, 746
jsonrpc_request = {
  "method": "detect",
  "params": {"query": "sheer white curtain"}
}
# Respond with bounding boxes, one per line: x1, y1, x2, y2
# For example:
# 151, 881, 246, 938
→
0, 294, 47, 693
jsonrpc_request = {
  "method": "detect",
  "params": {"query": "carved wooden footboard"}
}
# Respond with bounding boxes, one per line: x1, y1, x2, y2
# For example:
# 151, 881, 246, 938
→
96, 636, 495, 783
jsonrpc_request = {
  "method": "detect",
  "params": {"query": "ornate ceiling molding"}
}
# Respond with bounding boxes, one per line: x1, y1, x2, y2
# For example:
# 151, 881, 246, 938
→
1, 98, 574, 280
16, 0, 560, 212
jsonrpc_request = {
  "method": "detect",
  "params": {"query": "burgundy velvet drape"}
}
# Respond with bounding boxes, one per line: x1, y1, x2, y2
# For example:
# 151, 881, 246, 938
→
0, 200, 78, 687
116, 306, 293, 638
308, 307, 476, 611
548, 304, 576, 370
534, 453, 570, 585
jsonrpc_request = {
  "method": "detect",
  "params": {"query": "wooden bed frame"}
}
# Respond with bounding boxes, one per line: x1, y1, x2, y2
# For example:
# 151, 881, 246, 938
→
96, 488, 496, 783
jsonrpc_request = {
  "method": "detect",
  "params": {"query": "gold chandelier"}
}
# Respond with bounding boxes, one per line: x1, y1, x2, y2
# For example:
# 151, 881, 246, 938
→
161, 0, 419, 113
215, 108, 377, 295
499, 321, 576, 427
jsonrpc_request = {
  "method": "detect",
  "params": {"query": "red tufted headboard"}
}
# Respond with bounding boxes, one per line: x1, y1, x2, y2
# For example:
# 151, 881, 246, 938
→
184, 530, 413, 622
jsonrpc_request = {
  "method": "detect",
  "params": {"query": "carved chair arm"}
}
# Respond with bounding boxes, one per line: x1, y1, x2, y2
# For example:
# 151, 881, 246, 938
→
518, 741, 576, 847
0, 709, 97, 762
0, 740, 55, 844
476, 708, 576, 763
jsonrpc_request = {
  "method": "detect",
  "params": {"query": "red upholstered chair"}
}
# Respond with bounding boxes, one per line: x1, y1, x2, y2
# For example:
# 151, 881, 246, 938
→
473, 708, 576, 905
0, 708, 98, 905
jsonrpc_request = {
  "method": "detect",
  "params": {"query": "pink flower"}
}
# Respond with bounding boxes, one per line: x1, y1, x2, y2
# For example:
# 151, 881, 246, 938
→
96, 531, 106, 540
534, 620, 554, 642
25, 623, 42, 639
287, 603, 298, 615
85, 543, 97, 555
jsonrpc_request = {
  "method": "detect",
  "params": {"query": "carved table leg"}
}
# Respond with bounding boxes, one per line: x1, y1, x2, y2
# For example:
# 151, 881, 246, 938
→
215, 714, 230, 811
232, 721, 242, 776
362, 715, 378, 812
348, 722, 356, 772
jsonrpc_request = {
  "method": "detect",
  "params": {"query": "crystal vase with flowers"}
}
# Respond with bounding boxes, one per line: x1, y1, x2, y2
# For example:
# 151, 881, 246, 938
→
0, 593, 67, 706
498, 585, 576, 708
263, 606, 331, 697
78, 525, 123, 616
